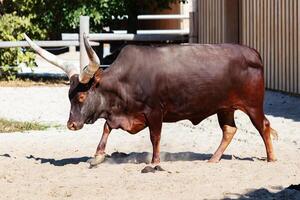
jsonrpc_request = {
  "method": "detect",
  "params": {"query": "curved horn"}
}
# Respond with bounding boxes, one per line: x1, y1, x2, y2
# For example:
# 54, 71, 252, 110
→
23, 33, 79, 78
79, 33, 101, 84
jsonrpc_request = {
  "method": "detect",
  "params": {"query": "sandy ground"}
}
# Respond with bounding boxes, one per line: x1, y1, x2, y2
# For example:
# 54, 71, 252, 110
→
0, 86, 300, 200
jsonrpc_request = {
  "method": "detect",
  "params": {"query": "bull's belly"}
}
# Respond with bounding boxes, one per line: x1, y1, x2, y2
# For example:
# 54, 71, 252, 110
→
162, 101, 240, 125
163, 110, 215, 125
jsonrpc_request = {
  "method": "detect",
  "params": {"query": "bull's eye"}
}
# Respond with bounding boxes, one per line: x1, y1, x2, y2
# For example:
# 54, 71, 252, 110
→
78, 93, 87, 103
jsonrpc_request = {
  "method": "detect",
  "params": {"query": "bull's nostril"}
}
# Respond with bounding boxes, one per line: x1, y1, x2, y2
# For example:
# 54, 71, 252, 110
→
67, 122, 77, 130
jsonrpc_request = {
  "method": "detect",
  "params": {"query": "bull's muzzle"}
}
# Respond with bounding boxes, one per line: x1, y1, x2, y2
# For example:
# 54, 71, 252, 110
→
67, 121, 83, 131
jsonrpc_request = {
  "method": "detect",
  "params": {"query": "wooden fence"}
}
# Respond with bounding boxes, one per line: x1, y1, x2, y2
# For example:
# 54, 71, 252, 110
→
193, 0, 300, 94
192, 0, 239, 44
240, 0, 300, 94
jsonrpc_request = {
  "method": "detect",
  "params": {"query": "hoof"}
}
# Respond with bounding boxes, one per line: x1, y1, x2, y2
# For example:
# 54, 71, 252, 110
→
87, 154, 106, 168
267, 158, 277, 162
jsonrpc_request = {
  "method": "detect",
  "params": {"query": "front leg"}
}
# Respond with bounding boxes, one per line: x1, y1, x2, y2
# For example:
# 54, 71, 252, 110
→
147, 111, 163, 164
88, 121, 111, 167
150, 126, 162, 164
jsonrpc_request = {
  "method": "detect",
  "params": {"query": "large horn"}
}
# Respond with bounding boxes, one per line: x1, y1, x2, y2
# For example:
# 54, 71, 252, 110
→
24, 33, 79, 78
79, 33, 101, 84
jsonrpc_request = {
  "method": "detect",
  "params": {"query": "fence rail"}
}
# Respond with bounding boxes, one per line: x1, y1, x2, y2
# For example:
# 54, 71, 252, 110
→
137, 14, 189, 20
0, 40, 99, 48
112, 14, 189, 20
62, 33, 188, 42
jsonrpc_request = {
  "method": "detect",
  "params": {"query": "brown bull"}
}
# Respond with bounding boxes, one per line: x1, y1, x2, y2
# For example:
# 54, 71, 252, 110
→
25, 33, 277, 167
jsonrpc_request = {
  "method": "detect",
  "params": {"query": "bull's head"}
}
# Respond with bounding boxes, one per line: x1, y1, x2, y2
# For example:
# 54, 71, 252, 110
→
24, 33, 103, 131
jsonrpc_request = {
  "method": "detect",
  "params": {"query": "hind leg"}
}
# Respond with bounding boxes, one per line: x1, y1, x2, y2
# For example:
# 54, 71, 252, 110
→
209, 110, 237, 163
247, 108, 277, 162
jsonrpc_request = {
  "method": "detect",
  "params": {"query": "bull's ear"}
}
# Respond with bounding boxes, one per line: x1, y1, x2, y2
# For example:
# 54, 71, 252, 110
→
93, 68, 103, 87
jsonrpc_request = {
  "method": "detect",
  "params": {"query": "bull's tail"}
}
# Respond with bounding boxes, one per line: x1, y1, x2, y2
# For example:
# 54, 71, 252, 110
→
270, 127, 278, 140
264, 118, 278, 140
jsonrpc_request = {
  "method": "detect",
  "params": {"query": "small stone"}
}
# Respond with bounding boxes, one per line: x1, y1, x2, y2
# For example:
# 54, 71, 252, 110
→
141, 166, 155, 173
154, 165, 165, 171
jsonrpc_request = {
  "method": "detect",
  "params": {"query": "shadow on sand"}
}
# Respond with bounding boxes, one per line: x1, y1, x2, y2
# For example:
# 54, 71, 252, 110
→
0, 153, 11, 158
25, 151, 264, 167
264, 91, 300, 122
26, 155, 91, 166
222, 185, 300, 200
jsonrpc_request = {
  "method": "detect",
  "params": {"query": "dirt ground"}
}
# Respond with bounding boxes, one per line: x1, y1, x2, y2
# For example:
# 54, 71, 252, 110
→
0, 86, 299, 200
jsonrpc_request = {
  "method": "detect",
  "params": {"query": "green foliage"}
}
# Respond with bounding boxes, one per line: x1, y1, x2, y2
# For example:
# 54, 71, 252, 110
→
0, 13, 46, 80
1, 0, 128, 38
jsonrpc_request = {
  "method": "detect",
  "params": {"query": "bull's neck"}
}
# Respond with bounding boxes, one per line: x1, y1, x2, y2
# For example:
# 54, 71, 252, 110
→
96, 88, 124, 120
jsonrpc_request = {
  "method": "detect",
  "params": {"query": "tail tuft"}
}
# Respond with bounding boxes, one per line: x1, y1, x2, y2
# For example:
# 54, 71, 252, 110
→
270, 128, 278, 140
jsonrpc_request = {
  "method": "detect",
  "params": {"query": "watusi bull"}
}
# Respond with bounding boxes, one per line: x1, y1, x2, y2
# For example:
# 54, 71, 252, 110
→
24, 33, 277, 167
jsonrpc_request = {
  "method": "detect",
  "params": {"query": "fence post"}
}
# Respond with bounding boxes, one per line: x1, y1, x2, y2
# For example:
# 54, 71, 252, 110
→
80, 16, 90, 71
189, 0, 198, 43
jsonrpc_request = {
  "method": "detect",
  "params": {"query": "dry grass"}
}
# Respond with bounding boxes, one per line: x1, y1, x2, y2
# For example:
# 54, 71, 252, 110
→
0, 118, 58, 133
